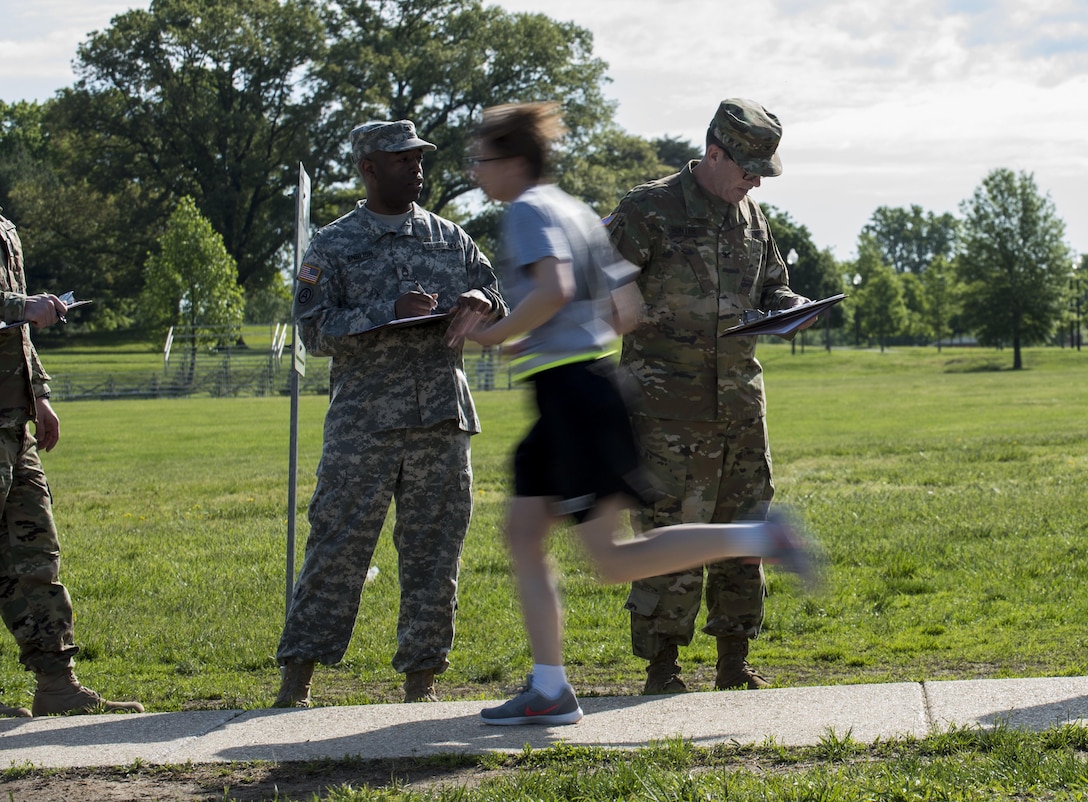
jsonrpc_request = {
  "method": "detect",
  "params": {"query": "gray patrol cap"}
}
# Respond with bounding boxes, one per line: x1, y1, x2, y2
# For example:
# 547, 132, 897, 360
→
350, 120, 436, 165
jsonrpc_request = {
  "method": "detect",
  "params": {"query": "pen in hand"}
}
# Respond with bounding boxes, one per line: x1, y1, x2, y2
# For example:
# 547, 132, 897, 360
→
414, 282, 438, 314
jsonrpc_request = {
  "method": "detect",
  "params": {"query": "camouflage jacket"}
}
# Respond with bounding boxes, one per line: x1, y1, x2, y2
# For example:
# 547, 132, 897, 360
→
606, 161, 802, 422
293, 201, 505, 437
0, 213, 50, 422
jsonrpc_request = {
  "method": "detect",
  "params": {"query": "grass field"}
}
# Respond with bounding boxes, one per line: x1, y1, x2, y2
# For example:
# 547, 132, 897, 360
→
3, 343, 1088, 799
2, 343, 1086, 713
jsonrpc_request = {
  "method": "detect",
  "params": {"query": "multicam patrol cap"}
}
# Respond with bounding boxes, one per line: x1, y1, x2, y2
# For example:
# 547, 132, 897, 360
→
350, 120, 437, 166
709, 99, 783, 178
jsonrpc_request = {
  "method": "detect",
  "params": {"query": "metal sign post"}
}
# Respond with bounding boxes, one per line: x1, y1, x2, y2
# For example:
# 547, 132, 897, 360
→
286, 163, 311, 618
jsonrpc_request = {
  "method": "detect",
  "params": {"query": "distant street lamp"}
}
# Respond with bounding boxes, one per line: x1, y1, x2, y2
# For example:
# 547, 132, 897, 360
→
852, 273, 862, 347
1071, 268, 1082, 352
787, 249, 802, 355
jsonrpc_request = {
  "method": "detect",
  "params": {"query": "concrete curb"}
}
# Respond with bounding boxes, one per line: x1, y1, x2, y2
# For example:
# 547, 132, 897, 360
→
3, 677, 1087, 769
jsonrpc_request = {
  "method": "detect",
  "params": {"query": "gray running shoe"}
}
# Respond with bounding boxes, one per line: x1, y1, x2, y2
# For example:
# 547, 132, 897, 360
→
480, 676, 584, 726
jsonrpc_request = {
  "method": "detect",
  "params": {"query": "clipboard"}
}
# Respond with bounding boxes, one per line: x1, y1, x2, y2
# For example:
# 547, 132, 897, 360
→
359, 310, 454, 334
720, 294, 846, 338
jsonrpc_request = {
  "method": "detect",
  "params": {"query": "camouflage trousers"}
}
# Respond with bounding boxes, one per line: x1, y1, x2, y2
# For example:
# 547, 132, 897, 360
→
0, 423, 78, 674
625, 415, 773, 660
277, 421, 472, 675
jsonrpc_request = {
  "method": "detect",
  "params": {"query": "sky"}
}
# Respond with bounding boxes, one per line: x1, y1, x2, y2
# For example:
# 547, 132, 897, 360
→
2, 0, 1087, 262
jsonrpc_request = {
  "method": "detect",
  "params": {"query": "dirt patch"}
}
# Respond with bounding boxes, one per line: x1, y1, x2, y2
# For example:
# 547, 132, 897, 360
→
0, 759, 488, 801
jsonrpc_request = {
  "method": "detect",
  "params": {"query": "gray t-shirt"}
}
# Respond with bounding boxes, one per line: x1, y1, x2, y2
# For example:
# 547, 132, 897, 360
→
499, 184, 636, 378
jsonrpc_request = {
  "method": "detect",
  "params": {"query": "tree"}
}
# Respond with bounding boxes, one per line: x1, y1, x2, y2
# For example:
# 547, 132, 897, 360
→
762, 205, 845, 348
862, 204, 960, 274
920, 255, 959, 352
897, 271, 927, 344
142, 195, 245, 351
651, 135, 701, 169
556, 127, 672, 217
853, 234, 906, 351
0, 100, 48, 215
762, 206, 844, 302
957, 168, 1071, 369
54, 0, 622, 301
61, 0, 330, 291
2, 100, 150, 330
316, 0, 615, 216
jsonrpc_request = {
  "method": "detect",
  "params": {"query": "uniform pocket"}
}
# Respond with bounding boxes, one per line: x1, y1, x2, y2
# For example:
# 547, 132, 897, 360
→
624, 586, 660, 616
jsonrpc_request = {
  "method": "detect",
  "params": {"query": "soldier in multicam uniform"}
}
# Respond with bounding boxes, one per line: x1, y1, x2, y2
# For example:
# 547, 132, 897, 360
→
273, 120, 507, 707
606, 99, 813, 694
0, 211, 144, 717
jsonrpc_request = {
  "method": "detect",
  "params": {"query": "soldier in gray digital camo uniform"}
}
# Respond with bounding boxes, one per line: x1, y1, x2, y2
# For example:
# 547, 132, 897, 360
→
606, 99, 812, 694
0, 211, 144, 717
274, 120, 507, 707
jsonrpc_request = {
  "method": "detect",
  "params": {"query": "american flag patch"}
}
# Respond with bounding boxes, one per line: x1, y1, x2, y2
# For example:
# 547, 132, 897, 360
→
297, 263, 322, 284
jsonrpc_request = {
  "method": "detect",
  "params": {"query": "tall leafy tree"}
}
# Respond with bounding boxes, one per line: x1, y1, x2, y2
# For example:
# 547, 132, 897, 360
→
59, 0, 330, 291
920, 255, 959, 352
316, 0, 615, 216
762, 205, 844, 303
762, 205, 845, 349
0, 101, 48, 216
2, 100, 150, 329
761, 204, 844, 348
142, 195, 245, 347
957, 168, 1071, 369
557, 127, 672, 217
852, 233, 906, 351
862, 204, 960, 274
896, 270, 927, 344
651, 135, 701, 170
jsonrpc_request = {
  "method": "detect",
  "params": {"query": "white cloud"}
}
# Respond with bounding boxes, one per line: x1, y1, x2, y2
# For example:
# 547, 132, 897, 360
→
0, 1, 146, 99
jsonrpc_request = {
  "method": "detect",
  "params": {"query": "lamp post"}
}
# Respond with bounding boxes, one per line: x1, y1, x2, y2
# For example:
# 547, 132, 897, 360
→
852, 273, 862, 347
1070, 275, 1079, 350
786, 249, 801, 355
1070, 273, 1076, 350
1074, 268, 1082, 352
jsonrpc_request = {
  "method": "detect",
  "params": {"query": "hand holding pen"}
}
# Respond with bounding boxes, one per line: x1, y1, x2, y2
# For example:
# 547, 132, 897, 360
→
394, 281, 439, 318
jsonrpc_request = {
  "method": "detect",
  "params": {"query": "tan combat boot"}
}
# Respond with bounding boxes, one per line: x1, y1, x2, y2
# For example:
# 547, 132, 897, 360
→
32, 669, 145, 716
1, 701, 31, 718
272, 660, 314, 708
714, 636, 770, 690
403, 669, 438, 702
643, 644, 687, 695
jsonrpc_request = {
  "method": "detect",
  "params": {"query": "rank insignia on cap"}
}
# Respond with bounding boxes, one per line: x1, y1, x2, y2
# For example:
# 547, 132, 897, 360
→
297, 263, 322, 284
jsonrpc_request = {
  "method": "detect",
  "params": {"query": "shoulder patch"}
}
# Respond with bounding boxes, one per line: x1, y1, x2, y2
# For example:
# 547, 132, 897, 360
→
297, 263, 321, 284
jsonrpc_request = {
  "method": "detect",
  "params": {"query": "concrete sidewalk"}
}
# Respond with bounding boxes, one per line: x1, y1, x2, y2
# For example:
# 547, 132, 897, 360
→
3, 677, 1088, 769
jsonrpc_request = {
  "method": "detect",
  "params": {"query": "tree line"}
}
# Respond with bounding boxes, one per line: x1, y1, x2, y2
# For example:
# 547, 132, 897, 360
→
0, 0, 1081, 369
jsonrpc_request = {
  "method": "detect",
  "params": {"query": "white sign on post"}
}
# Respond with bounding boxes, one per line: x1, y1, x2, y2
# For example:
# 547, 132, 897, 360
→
163, 326, 174, 368
292, 328, 306, 377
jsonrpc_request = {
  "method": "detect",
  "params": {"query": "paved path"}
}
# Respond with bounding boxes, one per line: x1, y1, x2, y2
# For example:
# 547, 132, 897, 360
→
3, 677, 1088, 769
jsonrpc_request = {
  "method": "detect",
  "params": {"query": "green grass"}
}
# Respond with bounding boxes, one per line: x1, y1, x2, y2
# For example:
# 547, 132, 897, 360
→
7, 726, 1088, 800
1, 344, 1087, 714
323, 726, 1088, 801
5, 343, 1088, 799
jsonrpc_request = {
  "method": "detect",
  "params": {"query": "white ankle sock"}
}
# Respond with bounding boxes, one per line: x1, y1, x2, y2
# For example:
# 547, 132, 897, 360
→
530, 664, 568, 698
